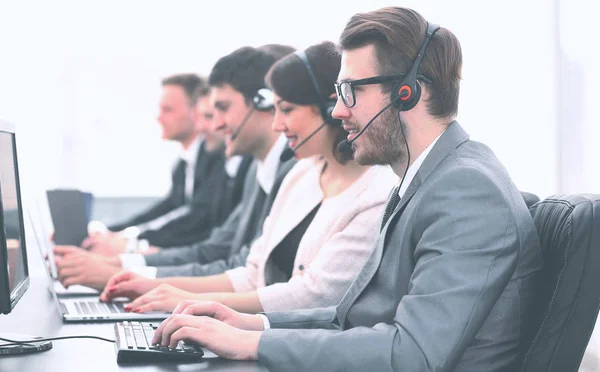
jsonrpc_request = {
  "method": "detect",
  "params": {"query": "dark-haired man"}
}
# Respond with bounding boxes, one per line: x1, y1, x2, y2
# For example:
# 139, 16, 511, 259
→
54, 74, 252, 288
150, 7, 543, 372
60, 45, 298, 291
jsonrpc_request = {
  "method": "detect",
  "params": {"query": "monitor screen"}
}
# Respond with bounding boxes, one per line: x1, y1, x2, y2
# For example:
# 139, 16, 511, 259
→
0, 120, 29, 314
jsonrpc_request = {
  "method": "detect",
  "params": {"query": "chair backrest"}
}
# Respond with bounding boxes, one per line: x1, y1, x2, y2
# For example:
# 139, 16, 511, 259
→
521, 191, 540, 208
519, 194, 600, 372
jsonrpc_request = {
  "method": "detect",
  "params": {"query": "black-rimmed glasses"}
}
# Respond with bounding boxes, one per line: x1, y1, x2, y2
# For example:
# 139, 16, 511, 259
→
334, 73, 432, 108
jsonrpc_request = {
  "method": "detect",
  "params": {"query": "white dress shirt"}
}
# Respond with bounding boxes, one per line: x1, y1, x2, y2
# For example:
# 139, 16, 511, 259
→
398, 131, 444, 198
225, 155, 244, 178
256, 135, 288, 194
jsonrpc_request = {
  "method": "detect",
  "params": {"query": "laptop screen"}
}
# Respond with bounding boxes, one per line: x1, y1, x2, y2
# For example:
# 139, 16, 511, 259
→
0, 121, 30, 313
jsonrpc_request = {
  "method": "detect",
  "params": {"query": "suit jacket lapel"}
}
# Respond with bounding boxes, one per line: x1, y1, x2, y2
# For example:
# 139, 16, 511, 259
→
229, 164, 260, 255
336, 121, 470, 327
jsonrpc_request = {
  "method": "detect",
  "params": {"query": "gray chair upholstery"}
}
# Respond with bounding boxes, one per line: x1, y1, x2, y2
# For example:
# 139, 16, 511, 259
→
519, 194, 600, 371
521, 191, 540, 208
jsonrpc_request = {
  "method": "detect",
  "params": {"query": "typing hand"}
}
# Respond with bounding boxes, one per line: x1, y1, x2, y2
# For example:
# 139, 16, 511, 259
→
171, 300, 265, 331
54, 246, 121, 290
100, 271, 159, 302
151, 314, 261, 361
125, 284, 200, 313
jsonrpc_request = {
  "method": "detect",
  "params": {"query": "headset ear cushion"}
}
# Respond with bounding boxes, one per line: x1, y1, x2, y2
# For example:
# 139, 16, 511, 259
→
325, 101, 340, 125
393, 81, 422, 111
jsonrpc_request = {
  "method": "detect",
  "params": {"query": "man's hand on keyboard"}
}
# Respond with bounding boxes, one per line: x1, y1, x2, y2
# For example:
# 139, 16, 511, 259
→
54, 245, 121, 290
151, 314, 261, 361
173, 300, 265, 331
100, 271, 160, 302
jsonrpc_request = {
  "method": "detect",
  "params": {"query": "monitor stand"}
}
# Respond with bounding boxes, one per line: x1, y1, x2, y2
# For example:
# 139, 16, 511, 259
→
0, 333, 52, 355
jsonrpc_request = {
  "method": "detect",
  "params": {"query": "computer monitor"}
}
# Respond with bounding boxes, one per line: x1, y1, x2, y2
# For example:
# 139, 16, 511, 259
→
0, 120, 52, 355
0, 120, 29, 315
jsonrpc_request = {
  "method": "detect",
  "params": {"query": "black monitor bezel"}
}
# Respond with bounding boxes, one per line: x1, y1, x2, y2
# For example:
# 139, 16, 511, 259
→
0, 120, 30, 314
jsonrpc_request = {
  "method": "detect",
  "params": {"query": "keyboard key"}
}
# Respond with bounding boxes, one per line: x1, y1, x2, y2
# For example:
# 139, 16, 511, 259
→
123, 324, 135, 349
80, 302, 91, 314
132, 330, 148, 349
86, 301, 100, 313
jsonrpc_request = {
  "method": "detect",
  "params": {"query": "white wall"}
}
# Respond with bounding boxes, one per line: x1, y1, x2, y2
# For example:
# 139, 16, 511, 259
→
557, 0, 600, 195
0, 0, 571, 199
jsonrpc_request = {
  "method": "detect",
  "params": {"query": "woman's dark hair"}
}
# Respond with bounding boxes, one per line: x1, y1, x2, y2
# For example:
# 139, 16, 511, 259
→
266, 41, 352, 164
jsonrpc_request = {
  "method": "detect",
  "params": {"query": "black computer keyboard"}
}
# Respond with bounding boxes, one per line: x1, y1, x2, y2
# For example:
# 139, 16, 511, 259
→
114, 321, 204, 363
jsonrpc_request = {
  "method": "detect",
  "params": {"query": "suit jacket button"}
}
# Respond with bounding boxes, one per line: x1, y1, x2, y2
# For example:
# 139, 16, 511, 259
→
298, 264, 305, 271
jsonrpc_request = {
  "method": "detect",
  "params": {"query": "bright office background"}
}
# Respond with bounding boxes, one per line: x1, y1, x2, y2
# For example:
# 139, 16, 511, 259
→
0, 0, 598, 200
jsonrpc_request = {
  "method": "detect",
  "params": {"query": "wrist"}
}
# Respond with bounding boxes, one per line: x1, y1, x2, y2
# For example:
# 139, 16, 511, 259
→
251, 314, 266, 331
106, 256, 122, 267
242, 331, 261, 361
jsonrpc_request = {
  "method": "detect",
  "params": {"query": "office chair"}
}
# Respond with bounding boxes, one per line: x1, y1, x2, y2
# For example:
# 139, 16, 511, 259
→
520, 191, 540, 208
519, 194, 600, 371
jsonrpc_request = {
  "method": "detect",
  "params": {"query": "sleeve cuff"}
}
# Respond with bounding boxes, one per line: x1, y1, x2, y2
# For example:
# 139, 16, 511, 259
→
259, 314, 271, 330
224, 267, 255, 293
119, 253, 147, 269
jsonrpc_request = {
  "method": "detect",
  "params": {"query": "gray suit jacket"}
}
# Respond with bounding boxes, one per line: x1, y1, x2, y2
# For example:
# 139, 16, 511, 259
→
258, 122, 543, 372
144, 159, 296, 277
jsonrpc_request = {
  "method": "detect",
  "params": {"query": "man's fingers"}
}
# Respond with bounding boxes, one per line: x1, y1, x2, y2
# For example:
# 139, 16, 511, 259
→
58, 266, 81, 281
168, 326, 204, 350
53, 245, 80, 256
181, 302, 219, 318
55, 256, 82, 269
63, 275, 86, 288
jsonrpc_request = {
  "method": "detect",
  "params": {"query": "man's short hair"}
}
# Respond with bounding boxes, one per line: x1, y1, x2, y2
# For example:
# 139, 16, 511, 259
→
339, 7, 462, 119
191, 77, 211, 103
258, 44, 296, 61
161, 73, 207, 105
208, 46, 289, 103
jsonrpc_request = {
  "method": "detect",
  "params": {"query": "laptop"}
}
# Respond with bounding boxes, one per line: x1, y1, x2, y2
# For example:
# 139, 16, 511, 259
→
46, 189, 92, 246
27, 209, 170, 322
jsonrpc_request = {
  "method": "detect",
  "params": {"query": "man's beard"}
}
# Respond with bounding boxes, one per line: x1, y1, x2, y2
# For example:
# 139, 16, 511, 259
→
353, 108, 407, 166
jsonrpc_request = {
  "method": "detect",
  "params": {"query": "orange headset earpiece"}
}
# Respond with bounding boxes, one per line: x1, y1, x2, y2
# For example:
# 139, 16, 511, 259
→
391, 23, 439, 111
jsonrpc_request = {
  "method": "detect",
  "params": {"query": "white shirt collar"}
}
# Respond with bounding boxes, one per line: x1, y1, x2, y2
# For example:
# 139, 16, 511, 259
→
256, 135, 287, 194
180, 135, 203, 167
398, 131, 444, 198
225, 156, 244, 178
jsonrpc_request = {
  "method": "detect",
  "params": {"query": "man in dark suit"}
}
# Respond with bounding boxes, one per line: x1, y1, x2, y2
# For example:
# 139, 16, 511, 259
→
53, 74, 252, 289
56, 45, 296, 290
80, 74, 251, 252
151, 7, 544, 372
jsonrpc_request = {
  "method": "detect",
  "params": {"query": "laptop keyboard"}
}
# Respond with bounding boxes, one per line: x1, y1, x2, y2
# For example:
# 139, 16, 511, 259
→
114, 322, 204, 363
74, 300, 126, 314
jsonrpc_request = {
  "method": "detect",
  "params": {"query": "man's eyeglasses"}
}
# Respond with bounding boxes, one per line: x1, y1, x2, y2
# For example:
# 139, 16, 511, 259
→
334, 73, 432, 108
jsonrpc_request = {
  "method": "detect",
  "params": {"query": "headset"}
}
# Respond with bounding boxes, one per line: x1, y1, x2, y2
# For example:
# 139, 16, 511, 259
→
338, 22, 440, 154
390, 22, 440, 111
294, 50, 341, 126
252, 88, 275, 111
231, 88, 275, 140
279, 50, 342, 161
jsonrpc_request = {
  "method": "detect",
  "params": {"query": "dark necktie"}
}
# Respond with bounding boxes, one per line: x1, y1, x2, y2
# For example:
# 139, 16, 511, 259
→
173, 159, 187, 206
381, 186, 401, 230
